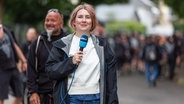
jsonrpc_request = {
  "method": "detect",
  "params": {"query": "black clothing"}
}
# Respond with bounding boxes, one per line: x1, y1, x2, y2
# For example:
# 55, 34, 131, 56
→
21, 41, 32, 59
166, 40, 179, 80
114, 42, 125, 70
39, 93, 53, 104
0, 68, 23, 99
0, 27, 18, 70
27, 29, 66, 95
0, 27, 23, 100
21, 40, 33, 104
142, 42, 162, 63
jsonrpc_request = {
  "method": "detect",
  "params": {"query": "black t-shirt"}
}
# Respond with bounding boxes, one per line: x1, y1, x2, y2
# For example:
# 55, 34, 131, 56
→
0, 31, 17, 70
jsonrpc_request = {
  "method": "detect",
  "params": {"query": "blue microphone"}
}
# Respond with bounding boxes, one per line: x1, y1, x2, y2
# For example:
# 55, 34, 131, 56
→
79, 34, 88, 51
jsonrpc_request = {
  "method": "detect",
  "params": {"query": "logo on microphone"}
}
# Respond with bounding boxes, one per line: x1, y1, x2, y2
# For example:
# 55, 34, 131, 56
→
79, 34, 88, 51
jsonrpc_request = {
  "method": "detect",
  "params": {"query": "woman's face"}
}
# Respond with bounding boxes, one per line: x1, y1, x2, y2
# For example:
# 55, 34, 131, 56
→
74, 9, 92, 32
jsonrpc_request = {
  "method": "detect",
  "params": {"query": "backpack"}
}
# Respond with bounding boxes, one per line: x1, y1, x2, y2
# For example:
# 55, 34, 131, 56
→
35, 35, 51, 72
145, 45, 156, 61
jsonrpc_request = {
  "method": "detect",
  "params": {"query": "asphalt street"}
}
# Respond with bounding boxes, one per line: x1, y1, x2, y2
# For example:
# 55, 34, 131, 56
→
5, 73, 184, 104
118, 73, 184, 104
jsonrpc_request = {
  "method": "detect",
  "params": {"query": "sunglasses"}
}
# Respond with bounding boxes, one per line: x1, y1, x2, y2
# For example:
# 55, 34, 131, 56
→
48, 9, 60, 13
48, 9, 63, 15
47, 9, 63, 17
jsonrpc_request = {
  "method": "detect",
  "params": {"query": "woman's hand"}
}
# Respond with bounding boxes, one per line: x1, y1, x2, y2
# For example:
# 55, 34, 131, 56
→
72, 51, 84, 65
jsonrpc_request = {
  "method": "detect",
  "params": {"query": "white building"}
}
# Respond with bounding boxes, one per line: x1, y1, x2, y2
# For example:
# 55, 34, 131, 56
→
95, 0, 174, 36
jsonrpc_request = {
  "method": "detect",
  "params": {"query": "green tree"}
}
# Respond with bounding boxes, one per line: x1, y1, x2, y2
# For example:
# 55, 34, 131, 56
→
1, 0, 128, 26
1, 0, 129, 41
82, 0, 128, 5
3, 0, 75, 26
0, 0, 4, 22
152, 0, 184, 31
165, 0, 184, 18
1, 0, 184, 26
152, 0, 184, 19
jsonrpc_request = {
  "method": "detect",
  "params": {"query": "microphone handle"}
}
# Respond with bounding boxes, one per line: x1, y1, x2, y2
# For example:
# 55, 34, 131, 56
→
79, 47, 83, 51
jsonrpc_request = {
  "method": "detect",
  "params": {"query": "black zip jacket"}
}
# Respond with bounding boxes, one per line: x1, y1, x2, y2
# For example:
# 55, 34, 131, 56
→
46, 34, 119, 104
27, 29, 66, 95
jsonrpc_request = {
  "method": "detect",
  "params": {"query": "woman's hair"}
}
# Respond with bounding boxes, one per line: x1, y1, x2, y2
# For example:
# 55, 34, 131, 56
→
69, 3, 98, 32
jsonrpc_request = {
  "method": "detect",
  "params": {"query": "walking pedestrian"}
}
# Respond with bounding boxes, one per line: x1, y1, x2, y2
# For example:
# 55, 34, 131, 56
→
27, 9, 66, 104
165, 35, 179, 80
0, 23, 27, 104
141, 36, 162, 87
21, 27, 38, 104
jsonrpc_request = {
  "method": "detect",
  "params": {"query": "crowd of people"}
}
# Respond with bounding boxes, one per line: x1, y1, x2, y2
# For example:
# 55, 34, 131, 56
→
113, 31, 183, 87
1, 2, 184, 104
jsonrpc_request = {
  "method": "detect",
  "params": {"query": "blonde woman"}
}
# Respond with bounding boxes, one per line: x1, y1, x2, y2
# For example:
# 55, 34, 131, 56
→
46, 3, 119, 104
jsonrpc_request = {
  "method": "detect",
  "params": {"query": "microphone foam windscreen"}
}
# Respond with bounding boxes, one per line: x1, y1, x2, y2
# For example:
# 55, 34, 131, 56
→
79, 34, 88, 48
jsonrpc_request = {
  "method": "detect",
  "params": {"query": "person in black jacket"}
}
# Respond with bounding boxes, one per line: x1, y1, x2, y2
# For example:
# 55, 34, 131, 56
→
27, 9, 66, 104
21, 27, 38, 104
165, 35, 179, 80
0, 24, 27, 104
22, 27, 38, 59
141, 36, 162, 87
46, 3, 118, 104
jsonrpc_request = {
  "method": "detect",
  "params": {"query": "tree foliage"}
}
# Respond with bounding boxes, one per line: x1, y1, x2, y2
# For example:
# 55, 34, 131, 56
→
164, 0, 184, 18
81, 0, 128, 5
3, 0, 75, 26
2, 0, 183, 27
1, 0, 128, 26
152, 0, 184, 19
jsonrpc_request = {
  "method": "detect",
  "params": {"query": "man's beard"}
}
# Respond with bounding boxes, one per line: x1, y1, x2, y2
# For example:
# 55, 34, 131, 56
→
46, 29, 53, 41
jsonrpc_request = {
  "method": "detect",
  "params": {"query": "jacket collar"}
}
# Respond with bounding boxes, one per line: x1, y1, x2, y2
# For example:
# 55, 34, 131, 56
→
53, 33, 102, 57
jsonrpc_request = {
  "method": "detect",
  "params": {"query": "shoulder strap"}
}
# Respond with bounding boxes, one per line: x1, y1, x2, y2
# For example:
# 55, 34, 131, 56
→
34, 35, 51, 72
35, 35, 41, 72
42, 37, 51, 54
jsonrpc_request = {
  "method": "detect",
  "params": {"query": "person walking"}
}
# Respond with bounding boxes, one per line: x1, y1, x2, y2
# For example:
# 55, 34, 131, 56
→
141, 36, 162, 87
46, 3, 119, 104
20, 27, 38, 104
165, 35, 179, 80
27, 9, 66, 104
0, 23, 27, 104
21, 27, 38, 59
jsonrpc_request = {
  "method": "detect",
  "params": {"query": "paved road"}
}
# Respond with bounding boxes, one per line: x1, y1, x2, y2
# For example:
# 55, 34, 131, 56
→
5, 73, 184, 104
118, 73, 184, 104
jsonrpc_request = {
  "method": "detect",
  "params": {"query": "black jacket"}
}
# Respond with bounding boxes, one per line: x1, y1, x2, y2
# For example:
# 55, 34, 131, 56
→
21, 40, 32, 59
142, 42, 162, 63
27, 29, 66, 95
46, 34, 119, 104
